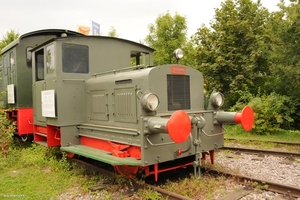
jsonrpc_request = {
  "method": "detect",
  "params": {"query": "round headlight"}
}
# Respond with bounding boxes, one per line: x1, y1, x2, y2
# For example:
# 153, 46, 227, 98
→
210, 92, 224, 108
173, 48, 184, 60
142, 93, 160, 111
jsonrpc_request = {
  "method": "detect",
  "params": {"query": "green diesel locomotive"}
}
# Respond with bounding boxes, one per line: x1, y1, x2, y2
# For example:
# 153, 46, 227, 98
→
1, 29, 254, 181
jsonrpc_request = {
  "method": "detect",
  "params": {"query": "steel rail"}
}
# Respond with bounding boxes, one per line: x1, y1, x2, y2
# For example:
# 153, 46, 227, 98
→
221, 146, 300, 157
225, 138, 300, 146
68, 158, 193, 200
206, 168, 300, 198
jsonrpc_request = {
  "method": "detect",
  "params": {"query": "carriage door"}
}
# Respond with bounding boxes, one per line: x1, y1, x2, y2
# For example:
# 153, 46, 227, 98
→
2, 52, 16, 105
33, 48, 46, 123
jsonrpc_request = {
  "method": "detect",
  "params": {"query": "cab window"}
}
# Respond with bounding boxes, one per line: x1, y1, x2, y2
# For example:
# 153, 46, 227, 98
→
62, 43, 89, 73
130, 51, 150, 67
26, 47, 33, 68
35, 49, 44, 81
46, 44, 55, 74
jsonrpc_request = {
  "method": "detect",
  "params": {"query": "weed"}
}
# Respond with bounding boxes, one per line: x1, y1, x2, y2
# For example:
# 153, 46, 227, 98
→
0, 109, 15, 155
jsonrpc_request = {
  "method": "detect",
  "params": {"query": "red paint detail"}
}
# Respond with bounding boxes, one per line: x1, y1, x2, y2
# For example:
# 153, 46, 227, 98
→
80, 136, 141, 159
171, 66, 186, 75
177, 149, 183, 156
201, 152, 209, 161
234, 106, 254, 131
166, 110, 191, 143
66, 152, 75, 158
113, 165, 139, 178
17, 108, 34, 135
33, 125, 61, 147
144, 162, 193, 182
154, 163, 158, 182
209, 150, 214, 164
4, 108, 34, 135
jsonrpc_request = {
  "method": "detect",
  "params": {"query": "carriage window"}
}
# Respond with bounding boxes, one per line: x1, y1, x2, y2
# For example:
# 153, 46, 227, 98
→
26, 47, 33, 68
62, 43, 89, 73
46, 44, 55, 74
3, 55, 8, 75
35, 49, 44, 81
10, 51, 15, 72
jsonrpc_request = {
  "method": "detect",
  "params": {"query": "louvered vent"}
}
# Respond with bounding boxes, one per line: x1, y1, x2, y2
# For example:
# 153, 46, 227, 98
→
114, 87, 136, 123
90, 90, 108, 121
167, 75, 190, 111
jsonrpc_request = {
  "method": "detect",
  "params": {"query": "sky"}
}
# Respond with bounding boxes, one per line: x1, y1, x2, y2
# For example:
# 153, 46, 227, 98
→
0, 0, 281, 43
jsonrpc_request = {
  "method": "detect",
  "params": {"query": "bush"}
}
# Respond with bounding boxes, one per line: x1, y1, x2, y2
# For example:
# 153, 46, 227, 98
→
0, 109, 15, 155
231, 91, 295, 135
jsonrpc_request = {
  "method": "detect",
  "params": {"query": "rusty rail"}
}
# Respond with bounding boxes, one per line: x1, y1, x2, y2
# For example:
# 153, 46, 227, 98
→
206, 168, 300, 198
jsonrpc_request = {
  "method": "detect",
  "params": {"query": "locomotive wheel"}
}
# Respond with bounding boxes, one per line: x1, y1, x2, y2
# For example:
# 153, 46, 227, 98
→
114, 165, 139, 178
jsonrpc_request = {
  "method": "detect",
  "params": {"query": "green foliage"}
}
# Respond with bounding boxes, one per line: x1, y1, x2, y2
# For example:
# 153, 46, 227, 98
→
0, 29, 19, 53
108, 26, 118, 37
144, 12, 187, 65
0, 109, 15, 155
232, 92, 295, 134
265, 0, 300, 128
191, 0, 272, 107
136, 187, 162, 200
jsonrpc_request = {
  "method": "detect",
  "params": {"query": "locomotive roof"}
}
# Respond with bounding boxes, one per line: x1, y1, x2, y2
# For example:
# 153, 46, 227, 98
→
31, 35, 155, 53
1, 29, 84, 54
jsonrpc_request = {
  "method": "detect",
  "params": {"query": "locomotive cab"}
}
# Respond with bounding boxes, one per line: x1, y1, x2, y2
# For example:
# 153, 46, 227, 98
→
30, 35, 154, 146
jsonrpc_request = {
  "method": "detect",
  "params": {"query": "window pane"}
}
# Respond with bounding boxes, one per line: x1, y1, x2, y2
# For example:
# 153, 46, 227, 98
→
26, 47, 33, 68
10, 51, 15, 72
46, 44, 55, 74
62, 43, 89, 73
35, 49, 44, 81
130, 51, 150, 67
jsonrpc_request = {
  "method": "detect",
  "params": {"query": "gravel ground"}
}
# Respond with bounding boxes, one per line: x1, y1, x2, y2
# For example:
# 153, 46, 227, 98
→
215, 150, 300, 200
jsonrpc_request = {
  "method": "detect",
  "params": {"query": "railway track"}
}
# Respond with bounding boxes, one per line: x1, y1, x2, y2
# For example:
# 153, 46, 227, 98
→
206, 168, 300, 199
69, 156, 300, 199
68, 158, 193, 200
225, 138, 300, 146
221, 146, 300, 157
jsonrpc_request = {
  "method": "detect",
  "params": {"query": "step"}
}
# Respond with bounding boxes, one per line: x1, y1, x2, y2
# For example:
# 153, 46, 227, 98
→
61, 145, 142, 166
34, 132, 47, 137
35, 141, 47, 146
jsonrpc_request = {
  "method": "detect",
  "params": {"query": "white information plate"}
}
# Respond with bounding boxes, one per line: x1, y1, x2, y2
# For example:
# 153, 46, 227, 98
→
7, 84, 15, 104
41, 89, 56, 117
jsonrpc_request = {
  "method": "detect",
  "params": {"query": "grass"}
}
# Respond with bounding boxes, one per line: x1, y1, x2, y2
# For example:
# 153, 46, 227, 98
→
1, 125, 299, 199
0, 142, 105, 200
224, 125, 300, 151
159, 173, 241, 200
224, 125, 300, 142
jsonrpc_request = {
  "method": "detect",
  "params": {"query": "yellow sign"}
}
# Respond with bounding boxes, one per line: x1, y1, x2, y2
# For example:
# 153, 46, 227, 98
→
77, 25, 90, 35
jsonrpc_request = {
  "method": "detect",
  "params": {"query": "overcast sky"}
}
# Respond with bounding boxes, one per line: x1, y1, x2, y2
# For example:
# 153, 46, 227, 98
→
1, 0, 280, 43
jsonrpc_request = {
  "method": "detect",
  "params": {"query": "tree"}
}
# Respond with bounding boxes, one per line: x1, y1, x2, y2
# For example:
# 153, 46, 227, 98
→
108, 26, 118, 37
192, 0, 272, 107
266, 0, 300, 128
144, 12, 188, 65
0, 29, 20, 54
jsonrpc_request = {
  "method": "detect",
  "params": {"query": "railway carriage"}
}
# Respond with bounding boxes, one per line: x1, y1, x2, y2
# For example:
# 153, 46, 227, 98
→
1, 29, 254, 181
0, 29, 83, 138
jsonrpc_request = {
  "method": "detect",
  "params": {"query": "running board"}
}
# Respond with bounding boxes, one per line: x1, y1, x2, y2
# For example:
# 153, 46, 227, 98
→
61, 145, 142, 166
